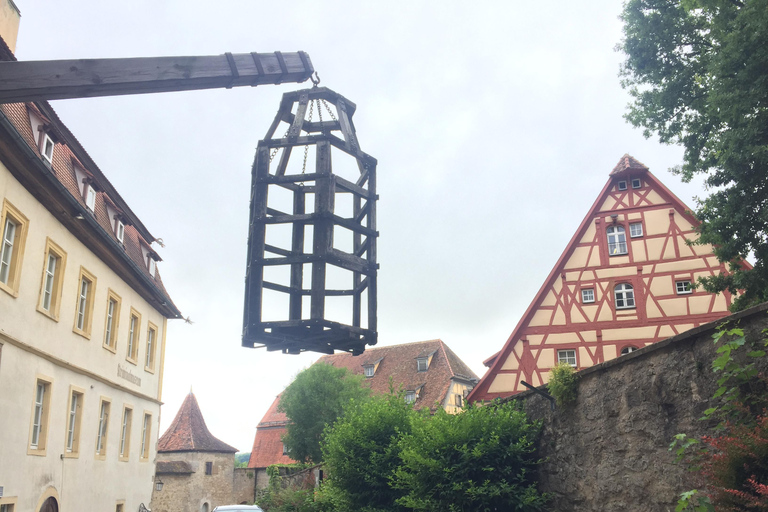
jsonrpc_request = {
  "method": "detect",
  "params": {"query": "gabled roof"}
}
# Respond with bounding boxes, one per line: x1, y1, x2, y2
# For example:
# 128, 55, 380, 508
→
247, 393, 296, 469
467, 155, 706, 402
157, 392, 237, 453
319, 339, 478, 411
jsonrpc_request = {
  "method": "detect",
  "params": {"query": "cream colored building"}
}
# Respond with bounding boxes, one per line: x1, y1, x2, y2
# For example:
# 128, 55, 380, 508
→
0, 12, 182, 512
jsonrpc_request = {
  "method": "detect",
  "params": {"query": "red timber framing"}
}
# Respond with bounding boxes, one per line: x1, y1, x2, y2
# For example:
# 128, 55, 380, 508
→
467, 155, 741, 403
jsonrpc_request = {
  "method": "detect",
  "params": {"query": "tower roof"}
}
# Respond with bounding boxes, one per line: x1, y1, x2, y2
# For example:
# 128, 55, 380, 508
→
157, 392, 237, 453
610, 154, 649, 176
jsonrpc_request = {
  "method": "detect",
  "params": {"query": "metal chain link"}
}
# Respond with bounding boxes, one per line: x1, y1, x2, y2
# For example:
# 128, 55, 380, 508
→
301, 99, 315, 173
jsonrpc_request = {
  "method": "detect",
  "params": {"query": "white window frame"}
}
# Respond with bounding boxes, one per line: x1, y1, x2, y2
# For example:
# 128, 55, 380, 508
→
614, 283, 636, 309
76, 278, 90, 330
31, 382, 46, 449
148, 257, 156, 278
557, 349, 577, 368
140, 412, 151, 460
119, 406, 132, 460
115, 220, 125, 243
607, 225, 628, 256
617, 180, 627, 191
363, 365, 374, 378
96, 399, 110, 457
676, 280, 693, 295
41, 133, 54, 165
631, 178, 642, 189
416, 358, 428, 372
620, 346, 638, 356
41, 253, 57, 311
0, 217, 17, 285
629, 222, 643, 238
145, 324, 157, 372
581, 288, 595, 303
405, 391, 416, 403
85, 185, 96, 212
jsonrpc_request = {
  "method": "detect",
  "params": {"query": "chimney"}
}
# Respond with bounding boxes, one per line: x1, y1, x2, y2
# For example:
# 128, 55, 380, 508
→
0, 0, 20, 54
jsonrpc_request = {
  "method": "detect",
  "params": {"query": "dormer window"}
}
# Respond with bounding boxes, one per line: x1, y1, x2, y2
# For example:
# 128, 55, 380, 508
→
405, 390, 416, 404
84, 185, 96, 212
363, 365, 374, 378
417, 357, 428, 372
40, 133, 54, 166
115, 220, 125, 243
148, 257, 156, 278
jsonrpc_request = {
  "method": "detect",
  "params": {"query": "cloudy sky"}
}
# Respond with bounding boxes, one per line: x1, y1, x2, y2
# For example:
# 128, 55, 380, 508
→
12, 1, 705, 452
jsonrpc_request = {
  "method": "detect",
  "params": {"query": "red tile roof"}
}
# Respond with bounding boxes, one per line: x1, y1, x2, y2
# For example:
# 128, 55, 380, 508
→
319, 339, 478, 411
158, 392, 237, 453
247, 340, 479, 469
610, 154, 649, 176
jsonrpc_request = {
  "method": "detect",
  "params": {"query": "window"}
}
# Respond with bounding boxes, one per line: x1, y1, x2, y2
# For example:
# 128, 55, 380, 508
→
676, 280, 693, 294
405, 391, 416, 403
37, 238, 67, 320
145, 323, 158, 372
617, 180, 627, 191
73, 267, 97, 338
454, 394, 463, 407
416, 357, 428, 372
557, 349, 577, 367
614, 283, 636, 309
148, 257, 156, 278
581, 288, 595, 303
126, 310, 141, 363
606, 226, 627, 255
103, 290, 121, 352
115, 220, 125, 243
631, 178, 642, 189
64, 387, 84, 457
629, 222, 643, 238
205, 462, 213, 475
1, 502, 16, 512
40, 133, 54, 165
0, 200, 29, 296
620, 346, 638, 356
363, 365, 374, 378
85, 185, 96, 212
29, 377, 52, 454
140, 413, 152, 460
282, 443, 290, 455
119, 405, 133, 461
96, 398, 111, 458
115, 503, 124, 512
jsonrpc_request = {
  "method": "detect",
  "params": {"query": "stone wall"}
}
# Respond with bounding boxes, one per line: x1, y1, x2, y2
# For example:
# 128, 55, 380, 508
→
233, 467, 256, 505
150, 451, 236, 512
512, 303, 768, 512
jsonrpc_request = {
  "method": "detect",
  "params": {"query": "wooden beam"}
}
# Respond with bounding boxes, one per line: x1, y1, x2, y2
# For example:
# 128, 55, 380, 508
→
0, 51, 314, 103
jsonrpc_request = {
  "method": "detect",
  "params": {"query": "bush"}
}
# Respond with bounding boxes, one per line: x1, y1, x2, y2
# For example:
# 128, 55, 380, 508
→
547, 363, 577, 406
394, 401, 547, 512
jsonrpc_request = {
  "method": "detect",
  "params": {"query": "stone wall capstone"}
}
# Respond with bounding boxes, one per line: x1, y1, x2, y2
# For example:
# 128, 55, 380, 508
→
509, 303, 768, 512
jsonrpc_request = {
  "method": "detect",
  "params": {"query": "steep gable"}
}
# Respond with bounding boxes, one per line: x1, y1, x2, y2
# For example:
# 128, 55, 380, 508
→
468, 156, 737, 402
158, 392, 237, 453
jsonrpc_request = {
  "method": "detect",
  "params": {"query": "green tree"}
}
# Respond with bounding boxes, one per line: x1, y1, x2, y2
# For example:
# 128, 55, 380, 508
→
279, 363, 370, 464
393, 401, 547, 512
321, 392, 416, 512
619, 0, 768, 310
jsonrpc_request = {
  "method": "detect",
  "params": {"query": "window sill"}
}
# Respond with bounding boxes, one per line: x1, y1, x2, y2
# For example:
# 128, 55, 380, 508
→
62, 452, 79, 459
608, 253, 628, 257
27, 447, 47, 457
615, 306, 636, 311
0, 281, 19, 297
144, 366, 155, 375
118, 456, 130, 462
95, 453, 107, 461
36, 306, 60, 322
125, 357, 138, 366
72, 327, 91, 340
102, 343, 117, 354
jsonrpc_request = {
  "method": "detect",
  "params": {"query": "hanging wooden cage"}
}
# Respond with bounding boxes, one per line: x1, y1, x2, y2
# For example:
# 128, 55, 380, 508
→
242, 87, 378, 355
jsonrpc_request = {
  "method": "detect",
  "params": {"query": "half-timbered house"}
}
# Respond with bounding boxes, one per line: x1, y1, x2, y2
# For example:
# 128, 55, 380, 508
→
467, 155, 736, 402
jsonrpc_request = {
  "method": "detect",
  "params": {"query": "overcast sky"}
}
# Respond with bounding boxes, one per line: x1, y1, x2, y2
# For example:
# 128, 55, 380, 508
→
12, 1, 706, 452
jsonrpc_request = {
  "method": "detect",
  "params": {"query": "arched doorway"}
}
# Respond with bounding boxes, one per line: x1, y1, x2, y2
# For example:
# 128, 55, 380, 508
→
39, 497, 58, 512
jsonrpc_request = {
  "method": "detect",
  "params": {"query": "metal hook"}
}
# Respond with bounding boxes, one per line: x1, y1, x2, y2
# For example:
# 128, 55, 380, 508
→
310, 71, 321, 87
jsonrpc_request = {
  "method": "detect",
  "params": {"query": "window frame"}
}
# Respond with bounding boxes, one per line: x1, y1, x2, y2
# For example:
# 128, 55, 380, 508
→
140, 412, 152, 461
581, 288, 595, 304
115, 220, 125, 243
84, 184, 97, 212
614, 283, 636, 310
145, 322, 158, 373
63, 385, 85, 458
631, 178, 642, 189
620, 345, 638, 356
28, 375, 53, 456
454, 394, 463, 407
557, 349, 577, 368
629, 222, 643, 238
416, 357, 428, 372
95, 397, 111, 459
119, 404, 133, 462
606, 225, 628, 256
0, 498, 18, 512
205, 461, 213, 475
676, 280, 693, 295
405, 390, 416, 403
36, 238, 67, 321
0, 200, 29, 297
126, 309, 141, 364
72, 266, 97, 338
363, 365, 374, 378
40, 132, 54, 165
103, 289, 122, 353
617, 180, 628, 191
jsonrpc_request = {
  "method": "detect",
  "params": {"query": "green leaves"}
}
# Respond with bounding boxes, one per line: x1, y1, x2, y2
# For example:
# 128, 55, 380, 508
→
619, 0, 768, 309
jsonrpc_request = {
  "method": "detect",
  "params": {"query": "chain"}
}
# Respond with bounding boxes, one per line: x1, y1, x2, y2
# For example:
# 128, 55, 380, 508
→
321, 99, 337, 122
300, 99, 315, 173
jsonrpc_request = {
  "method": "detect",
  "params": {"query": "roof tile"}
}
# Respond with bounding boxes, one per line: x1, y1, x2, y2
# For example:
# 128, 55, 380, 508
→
158, 392, 237, 453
